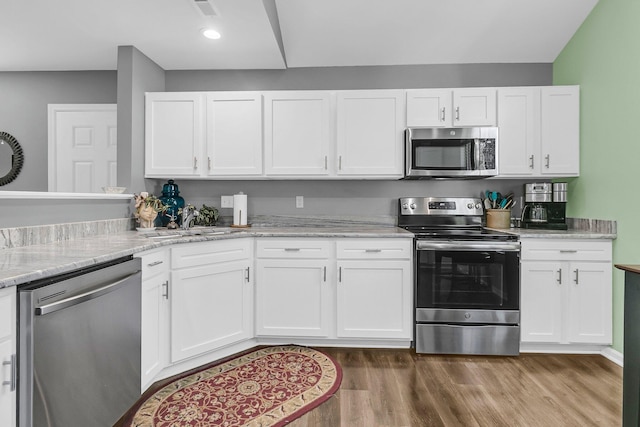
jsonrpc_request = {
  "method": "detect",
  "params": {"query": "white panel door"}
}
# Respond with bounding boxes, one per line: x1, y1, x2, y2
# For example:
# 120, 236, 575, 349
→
264, 92, 331, 176
336, 90, 404, 177
48, 104, 117, 192
141, 271, 168, 390
567, 261, 613, 344
206, 92, 263, 176
0, 287, 16, 427
540, 86, 580, 176
170, 260, 252, 362
406, 89, 452, 127
520, 261, 563, 343
145, 92, 204, 177
336, 260, 412, 339
453, 88, 497, 126
497, 87, 539, 176
256, 259, 330, 337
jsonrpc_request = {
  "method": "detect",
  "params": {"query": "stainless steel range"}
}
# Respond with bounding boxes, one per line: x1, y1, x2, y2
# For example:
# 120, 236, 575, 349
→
399, 197, 521, 356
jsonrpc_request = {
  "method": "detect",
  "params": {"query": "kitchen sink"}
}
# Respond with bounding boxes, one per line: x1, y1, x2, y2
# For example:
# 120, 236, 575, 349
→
143, 227, 242, 239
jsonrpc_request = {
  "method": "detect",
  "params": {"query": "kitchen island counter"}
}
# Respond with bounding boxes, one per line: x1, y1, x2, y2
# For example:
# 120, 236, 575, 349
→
0, 225, 413, 288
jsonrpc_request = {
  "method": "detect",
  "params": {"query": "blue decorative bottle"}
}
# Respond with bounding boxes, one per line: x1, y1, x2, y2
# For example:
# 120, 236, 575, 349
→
158, 179, 185, 227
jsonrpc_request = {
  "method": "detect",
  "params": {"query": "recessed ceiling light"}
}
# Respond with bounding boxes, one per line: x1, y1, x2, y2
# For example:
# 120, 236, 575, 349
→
202, 29, 221, 40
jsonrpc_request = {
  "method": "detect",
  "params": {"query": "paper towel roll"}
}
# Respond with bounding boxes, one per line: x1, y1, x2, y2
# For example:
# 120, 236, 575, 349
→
233, 192, 248, 226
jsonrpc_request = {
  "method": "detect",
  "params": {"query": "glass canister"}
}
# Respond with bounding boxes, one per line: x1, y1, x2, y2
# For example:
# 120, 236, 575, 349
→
158, 179, 185, 227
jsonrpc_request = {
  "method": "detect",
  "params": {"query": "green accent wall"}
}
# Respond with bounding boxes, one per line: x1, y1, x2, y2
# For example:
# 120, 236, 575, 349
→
554, 0, 640, 353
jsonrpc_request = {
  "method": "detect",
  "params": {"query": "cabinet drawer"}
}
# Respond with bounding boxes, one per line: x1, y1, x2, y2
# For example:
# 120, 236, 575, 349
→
521, 239, 612, 262
172, 238, 252, 269
137, 248, 169, 279
256, 239, 331, 259
336, 238, 412, 260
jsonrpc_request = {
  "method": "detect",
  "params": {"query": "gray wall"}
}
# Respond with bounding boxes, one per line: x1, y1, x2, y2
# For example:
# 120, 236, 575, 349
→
0, 71, 117, 191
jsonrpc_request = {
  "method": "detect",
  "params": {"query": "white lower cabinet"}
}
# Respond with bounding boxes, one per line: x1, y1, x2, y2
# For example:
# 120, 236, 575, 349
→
255, 240, 332, 337
0, 287, 16, 427
170, 239, 253, 363
336, 239, 412, 339
520, 239, 612, 345
138, 248, 170, 391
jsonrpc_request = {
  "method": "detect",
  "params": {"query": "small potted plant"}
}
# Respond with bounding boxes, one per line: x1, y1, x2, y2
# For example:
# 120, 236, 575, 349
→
134, 192, 168, 229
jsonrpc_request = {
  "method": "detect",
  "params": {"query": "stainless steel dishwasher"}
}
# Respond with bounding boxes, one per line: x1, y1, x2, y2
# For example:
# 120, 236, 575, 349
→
18, 256, 141, 427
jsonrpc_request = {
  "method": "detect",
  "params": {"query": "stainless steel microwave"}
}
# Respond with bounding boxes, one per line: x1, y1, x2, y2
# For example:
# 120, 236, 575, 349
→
405, 127, 498, 178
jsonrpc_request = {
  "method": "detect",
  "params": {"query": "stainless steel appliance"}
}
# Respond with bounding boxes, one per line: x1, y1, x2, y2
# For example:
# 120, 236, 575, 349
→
521, 182, 568, 230
18, 256, 141, 427
399, 197, 520, 356
404, 127, 498, 178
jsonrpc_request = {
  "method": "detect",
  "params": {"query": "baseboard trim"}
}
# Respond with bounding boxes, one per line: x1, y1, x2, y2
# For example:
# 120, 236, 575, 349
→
601, 347, 623, 367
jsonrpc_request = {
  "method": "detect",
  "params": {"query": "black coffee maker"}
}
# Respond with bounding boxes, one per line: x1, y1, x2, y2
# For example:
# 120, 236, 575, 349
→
521, 182, 568, 230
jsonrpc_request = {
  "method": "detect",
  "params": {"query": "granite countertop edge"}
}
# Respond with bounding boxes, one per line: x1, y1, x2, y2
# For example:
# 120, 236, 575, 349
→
0, 226, 412, 289
489, 228, 617, 239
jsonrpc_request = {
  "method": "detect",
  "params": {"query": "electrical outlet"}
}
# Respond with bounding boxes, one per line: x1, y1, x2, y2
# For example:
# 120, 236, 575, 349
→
296, 196, 304, 208
221, 195, 234, 208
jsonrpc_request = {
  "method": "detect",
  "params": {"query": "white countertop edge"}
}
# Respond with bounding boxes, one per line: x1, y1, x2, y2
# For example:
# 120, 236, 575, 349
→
0, 191, 133, 200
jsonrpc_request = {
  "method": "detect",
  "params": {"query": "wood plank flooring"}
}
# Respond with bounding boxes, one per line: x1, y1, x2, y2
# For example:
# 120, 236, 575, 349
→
289, 348, 622, 427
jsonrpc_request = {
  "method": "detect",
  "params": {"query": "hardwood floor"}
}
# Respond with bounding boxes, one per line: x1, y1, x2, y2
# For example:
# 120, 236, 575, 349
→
289, 348, 622, 427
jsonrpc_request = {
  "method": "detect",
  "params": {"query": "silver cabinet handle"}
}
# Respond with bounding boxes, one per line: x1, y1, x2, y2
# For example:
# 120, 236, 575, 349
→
574, 269, 579, 284
323, 266, 326, 282
545, 154, 550, 168
2, 354, 16, 392
147, 260, 163, 267
365, 249, 382, 253
162, 280, 169, 299
194, 157, 198, 170
324, 156, 327, 170
529, 155, 534, 169
557, 268, 562, 284
455, 106, 460, 121
246, 267, 250, 282
560, 250, 578, 253
338, 266, 342, 282
441, 107, 446, 122
284, 248, 301, 252
208, 157, 212, 170
339, 156, 342, 171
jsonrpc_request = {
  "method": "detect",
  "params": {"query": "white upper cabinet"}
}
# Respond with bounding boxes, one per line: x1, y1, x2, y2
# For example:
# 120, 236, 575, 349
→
540, 86, 580, 176
406, 88, 497, 127
336, 90, 404, 177
205, 92, 263, 177
145, 92, 204, 177
498, 85, 579, 178
264, 91, 332, 177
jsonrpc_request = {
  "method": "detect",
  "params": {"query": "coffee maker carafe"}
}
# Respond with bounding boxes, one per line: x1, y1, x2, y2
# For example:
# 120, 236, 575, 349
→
521, 182, 568, 230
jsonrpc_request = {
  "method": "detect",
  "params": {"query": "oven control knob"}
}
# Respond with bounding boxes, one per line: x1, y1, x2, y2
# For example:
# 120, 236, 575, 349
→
467, 203, 474, 209
464, 312, 471, 319
402, 203, 409, 210
475, 203, 482, 210
410, 203, 416, 209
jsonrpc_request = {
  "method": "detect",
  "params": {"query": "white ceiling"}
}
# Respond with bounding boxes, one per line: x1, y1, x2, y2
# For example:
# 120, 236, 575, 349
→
0, 0, 598, 72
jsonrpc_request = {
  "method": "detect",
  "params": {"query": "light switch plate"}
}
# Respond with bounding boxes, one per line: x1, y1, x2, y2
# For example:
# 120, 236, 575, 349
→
296, 196, 304, 208
221, 195, 234, 208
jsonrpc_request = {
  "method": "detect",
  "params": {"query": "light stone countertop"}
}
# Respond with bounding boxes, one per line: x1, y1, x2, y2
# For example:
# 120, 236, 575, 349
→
491, 227, 617, 240
0, 226, 413, 289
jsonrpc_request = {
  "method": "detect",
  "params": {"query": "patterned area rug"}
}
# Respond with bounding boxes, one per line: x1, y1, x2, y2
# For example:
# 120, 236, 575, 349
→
123, 345, 342, 427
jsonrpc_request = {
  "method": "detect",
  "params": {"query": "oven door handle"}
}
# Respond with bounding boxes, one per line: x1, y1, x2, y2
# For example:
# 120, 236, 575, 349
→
416, 241, 521, 252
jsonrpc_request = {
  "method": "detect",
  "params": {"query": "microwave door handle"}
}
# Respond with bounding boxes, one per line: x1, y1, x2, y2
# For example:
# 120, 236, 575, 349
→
472, 140, 480, 170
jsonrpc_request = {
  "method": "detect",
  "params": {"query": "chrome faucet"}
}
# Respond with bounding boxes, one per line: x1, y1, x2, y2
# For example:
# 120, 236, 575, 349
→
181, 205, 199, 230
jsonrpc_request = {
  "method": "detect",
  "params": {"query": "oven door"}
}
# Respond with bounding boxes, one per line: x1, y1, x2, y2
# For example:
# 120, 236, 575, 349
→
415, 240, 520, 312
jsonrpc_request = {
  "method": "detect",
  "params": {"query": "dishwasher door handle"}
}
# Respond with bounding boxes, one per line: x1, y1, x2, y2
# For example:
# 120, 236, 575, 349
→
35, 272, 140, 316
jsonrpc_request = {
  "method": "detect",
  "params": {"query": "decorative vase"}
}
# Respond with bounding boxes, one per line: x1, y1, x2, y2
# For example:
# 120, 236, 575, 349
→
158, 179, 185, 227
137, 205, 158, 228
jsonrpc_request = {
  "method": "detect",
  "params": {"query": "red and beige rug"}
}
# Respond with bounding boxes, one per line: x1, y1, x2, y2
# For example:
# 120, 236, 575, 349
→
123, 345, 342, 427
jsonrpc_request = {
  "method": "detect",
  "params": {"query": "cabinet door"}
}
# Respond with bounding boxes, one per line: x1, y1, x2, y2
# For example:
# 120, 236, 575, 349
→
256, 259, 330, 337
336, 90, 404, 177
141, 271, 169, 391
520, 261, 563, 343
497, 87, 539, 176
453, 88, 497, 126
205, 92, 263, 176
170, 260, 252, 362
540, 86, 580, 176
264, 92, 331, 176
145, 92, 204, 177
336, 260, 412, 339
0, 288, 16, 427
567, 261, 612, 344
406, 89, 451, 127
